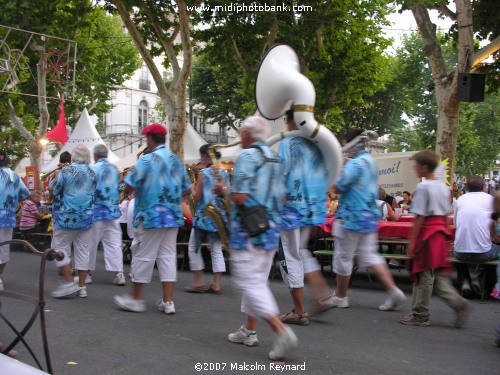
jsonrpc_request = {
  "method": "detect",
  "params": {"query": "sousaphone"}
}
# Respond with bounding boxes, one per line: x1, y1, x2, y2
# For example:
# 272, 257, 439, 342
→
255, 44, 343, 186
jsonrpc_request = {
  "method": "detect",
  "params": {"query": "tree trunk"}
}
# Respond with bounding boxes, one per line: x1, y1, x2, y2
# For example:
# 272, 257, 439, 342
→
411, 1, 474, 181
113, 0, 193, 162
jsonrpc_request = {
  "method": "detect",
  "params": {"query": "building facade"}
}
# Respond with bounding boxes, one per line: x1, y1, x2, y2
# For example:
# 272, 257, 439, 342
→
102, 60, 238, 159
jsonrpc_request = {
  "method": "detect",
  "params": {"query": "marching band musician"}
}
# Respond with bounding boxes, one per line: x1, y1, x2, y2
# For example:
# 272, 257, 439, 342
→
114, 123, 191, 315
50, 145, 97, 299
215, 116, 298, 361
0, 149, 30, 291
278, 108, 335, 326
86, 144, 126, 292
322, 129, 407, 311
184, 144, 229, 294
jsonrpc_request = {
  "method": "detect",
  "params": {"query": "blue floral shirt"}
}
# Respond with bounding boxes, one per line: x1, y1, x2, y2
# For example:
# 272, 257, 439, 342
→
0, 167, 30, 228
229, 142, 285, 251
194, 167, 230, 232
52, 163, 97, 230
335, 151, 379, 234
278, 137, 327, 229
125, 145, 191, 229
92, 158, 121, 221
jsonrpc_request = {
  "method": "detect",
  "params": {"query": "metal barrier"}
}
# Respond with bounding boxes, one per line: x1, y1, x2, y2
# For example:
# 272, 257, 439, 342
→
0, 239, 64, 374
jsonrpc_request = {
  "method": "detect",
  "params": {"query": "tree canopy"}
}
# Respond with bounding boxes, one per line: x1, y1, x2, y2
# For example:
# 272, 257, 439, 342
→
194, 0, 395, 133
0, 0, 141, 167
387, 30, 499, 176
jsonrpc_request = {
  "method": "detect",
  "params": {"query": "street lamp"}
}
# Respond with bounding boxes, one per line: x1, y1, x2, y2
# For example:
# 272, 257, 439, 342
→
39, 138, 49, 148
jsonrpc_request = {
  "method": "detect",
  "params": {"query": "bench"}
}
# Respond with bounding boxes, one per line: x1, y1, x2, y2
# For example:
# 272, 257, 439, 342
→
313, 249, 499, 266
312, 249, 498, 299
12, 232, 53, 250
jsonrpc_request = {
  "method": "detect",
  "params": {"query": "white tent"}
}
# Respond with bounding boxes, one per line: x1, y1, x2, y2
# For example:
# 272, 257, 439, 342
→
219, 117, 287, 162
114, 122, 207, 171
113, 148, 144, 172
41, 108, 120, 174
175, 121, 208, 164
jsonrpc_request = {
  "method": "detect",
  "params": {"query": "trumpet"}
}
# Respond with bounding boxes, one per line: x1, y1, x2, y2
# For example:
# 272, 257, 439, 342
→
41, 162, 70, 182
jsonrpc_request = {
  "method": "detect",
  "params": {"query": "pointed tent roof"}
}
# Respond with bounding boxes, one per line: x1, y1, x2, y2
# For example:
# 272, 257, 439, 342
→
219, 117, 287, 161
173, 121, 208, 164
113, 121, 207, 171
42, 108, 119, 173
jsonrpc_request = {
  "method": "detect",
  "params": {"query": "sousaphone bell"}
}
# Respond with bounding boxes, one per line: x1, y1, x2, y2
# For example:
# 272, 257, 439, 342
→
255, 44, 343, 187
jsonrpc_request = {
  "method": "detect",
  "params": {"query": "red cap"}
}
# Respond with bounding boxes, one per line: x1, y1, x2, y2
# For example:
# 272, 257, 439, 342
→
141, 123, 167, 136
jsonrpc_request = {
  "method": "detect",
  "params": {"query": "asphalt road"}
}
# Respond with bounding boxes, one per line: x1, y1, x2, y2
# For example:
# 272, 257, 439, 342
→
1, 248, 498, 375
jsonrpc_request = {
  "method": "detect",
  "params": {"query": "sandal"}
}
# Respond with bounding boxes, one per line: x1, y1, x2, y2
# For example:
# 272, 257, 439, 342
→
184, 285, 206, 293
206, 286, 222, 295
280, 309, 309, 326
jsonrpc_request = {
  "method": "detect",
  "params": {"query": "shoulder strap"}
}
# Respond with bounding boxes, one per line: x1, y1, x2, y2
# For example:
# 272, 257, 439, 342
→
250, 145, 279, 205
251, 144, 279, 165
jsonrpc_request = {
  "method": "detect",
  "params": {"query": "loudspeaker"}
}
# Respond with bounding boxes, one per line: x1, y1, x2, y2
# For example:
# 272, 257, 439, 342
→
457, 73, 485, 102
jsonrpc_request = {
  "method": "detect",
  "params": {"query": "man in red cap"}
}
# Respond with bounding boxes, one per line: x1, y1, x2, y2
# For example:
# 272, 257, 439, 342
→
114, 123, 192, 314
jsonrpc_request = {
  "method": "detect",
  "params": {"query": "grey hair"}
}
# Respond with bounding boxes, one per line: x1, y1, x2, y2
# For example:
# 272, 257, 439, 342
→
93, 144, 109, 159
241, 116, 269, 141
71, 144, 91, 164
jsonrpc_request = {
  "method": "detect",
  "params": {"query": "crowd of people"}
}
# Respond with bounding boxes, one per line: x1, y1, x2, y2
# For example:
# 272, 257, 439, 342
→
1, 114, 499, 361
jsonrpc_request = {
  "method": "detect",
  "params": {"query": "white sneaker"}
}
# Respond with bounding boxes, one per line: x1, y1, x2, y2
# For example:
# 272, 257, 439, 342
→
379, 287, 407, 311
114, 272, 126, 286
0, 277, 4, 291
156, 299, 176, 315
77, 286, 87, 298
319, 293, 349, 308
114, 294, 146, 312
269, 325, 298, 360
51, 282, 78, 298
74, 273, 92, 284
228, 325, 258, 347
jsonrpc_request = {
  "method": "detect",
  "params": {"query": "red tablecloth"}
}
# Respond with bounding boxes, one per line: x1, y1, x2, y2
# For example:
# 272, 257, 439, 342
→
315, 217, 454, 239
181, 217, 193, 231
398, 215, 454, 225
378, 222, 414, 238
318, 217, 334, 235
398, 215, 415, 223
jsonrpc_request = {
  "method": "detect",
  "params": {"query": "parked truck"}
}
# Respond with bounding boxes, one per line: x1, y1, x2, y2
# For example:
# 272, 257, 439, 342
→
373, 152, 421, 196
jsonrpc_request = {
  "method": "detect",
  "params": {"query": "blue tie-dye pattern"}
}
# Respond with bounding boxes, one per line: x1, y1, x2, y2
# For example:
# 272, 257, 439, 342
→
229, 142, 285, 251
334, 152, 379, 233
193, 167, 230, 232
278, 137, 327, 229
52, 163, 97, 230
0, 168, 30, 228
124, 145, 191, 229
92, 158, 121, 221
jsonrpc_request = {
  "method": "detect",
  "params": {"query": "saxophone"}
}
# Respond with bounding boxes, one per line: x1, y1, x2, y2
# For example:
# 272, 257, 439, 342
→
203, 141, 241, 251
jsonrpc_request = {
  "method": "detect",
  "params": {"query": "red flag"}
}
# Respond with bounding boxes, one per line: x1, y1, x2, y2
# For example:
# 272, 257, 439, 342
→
45, 98, 68, 144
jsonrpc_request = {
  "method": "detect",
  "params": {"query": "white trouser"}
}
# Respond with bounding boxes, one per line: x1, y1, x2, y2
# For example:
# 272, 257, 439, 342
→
333, 222, 384, 276
280, 227, 320, 288
0, 228, 13, 264
230, 242, 279, 320
88, 220, 123, 272
52, 228, 92, 270
130, 225, 178, 283
188, 229, 226, 273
